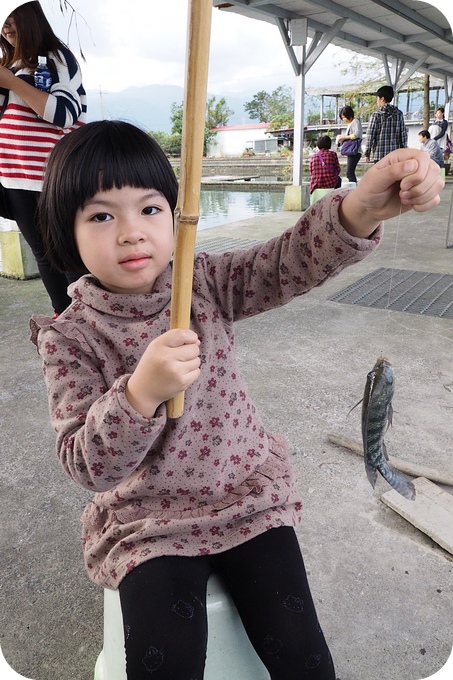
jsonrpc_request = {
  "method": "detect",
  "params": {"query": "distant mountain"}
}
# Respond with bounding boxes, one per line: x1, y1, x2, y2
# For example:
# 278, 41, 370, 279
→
85, 84, 255, 132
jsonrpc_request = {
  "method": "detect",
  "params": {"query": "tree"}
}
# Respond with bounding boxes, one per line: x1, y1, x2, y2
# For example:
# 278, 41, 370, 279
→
244, 86, 294, 128
337, 50, 429, 122
149, 130, 182, 157
170, 102, 184, 136
244, 90, 272, 122
206, 96, 234, 129
169, 96, 234, 156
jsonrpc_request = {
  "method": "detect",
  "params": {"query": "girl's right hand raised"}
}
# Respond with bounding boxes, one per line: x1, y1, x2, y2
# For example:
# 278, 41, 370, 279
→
125, 328, 201, 419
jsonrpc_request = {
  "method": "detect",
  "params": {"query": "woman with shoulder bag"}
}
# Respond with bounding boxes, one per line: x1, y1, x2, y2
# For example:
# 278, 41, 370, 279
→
0, 2, 87, 317
336, 105, 362, 184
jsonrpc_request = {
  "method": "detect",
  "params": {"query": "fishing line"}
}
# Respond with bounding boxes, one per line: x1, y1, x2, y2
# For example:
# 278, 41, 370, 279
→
380, 201, 404, 351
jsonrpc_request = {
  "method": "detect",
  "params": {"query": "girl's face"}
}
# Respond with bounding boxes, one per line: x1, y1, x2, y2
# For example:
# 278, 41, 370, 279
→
74, 185, 174, 295
2, 17, 17, 46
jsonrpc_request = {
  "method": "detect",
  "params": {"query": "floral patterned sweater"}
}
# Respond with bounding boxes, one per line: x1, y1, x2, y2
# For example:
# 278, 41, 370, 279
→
30, 191, 382, 589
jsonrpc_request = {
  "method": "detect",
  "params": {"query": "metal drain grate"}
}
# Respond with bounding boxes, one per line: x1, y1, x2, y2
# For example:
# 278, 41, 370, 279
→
329, 267, 453, 319
195, 236, 263, 254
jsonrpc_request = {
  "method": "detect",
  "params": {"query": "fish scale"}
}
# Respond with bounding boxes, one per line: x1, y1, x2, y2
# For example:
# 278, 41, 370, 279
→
361, 357, 416, 500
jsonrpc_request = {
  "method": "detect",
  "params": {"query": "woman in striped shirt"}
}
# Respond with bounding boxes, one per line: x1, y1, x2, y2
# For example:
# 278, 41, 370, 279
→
0, 1, 86, 316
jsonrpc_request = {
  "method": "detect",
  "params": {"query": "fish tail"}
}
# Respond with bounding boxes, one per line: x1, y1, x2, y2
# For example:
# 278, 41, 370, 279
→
378, 462, 416, 500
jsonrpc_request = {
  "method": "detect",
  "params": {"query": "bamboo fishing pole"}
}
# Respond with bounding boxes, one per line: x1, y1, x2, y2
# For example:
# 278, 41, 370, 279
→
166, 0, 213, 419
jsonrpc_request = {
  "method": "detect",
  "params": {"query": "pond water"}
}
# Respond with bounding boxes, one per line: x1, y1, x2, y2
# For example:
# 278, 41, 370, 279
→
198, 190, 285, 231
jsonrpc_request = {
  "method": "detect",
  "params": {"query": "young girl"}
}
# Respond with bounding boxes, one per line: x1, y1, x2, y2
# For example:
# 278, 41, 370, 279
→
31, 120, 442, 680
0, 1, 86, 316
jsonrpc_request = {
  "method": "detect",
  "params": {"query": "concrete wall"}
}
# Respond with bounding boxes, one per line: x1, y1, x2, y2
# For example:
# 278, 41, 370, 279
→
0, 217, 39, 279
208, 124, 271, 157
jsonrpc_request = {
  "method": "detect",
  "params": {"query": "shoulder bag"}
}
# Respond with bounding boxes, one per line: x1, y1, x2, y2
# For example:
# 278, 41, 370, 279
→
340, 138, 362, 156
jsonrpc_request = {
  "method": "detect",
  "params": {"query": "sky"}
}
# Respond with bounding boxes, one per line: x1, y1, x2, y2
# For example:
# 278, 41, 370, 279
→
3, 0, 452, 96
0, 1, 390, 94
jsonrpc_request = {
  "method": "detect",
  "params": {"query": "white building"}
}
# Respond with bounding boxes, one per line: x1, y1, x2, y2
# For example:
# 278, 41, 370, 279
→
208, 122, 276, 157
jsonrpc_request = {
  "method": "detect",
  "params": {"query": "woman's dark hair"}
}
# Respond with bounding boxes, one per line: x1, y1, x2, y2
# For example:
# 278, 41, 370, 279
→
436, 107, 445, 116
339, 105, 354, 121
317, 135, 332, 150
39, 120, 179, 273
1, 2, 66, 70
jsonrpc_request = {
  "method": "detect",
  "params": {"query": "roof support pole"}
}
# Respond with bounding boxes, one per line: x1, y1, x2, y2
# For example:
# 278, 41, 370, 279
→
444, 76, 453, 122
293, 47, 305, 186
397, 55, 428, 90
276, 16, 346, 189
382, 55, 406, 91
276, 18, 304, 186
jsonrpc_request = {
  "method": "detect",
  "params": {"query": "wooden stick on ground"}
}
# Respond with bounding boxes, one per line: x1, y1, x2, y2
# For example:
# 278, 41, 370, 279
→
166, 0, 213, 419
327, 432, 453, 487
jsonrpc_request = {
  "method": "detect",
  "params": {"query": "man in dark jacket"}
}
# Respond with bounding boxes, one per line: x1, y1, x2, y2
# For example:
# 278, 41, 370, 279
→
364, 85, 407, 163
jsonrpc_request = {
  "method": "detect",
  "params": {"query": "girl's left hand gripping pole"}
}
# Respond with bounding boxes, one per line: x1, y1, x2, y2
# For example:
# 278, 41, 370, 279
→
166, 0, 213, 419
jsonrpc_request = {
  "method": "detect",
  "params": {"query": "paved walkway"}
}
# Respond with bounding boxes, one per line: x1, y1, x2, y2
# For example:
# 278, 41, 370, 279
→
1, 187, 453, 680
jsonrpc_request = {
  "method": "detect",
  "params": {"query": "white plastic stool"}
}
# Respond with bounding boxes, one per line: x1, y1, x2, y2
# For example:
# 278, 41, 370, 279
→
310, 187, 334, 205
93, 573, 270, 680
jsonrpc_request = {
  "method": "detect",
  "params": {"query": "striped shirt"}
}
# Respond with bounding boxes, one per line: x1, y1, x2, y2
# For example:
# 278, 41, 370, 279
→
0, 45, 86, 191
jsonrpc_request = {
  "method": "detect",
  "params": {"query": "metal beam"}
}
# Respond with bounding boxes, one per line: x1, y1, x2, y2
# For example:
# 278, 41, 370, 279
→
303, 18, 347, 75
222, 0, 299, 20
370, 0, 452, 42
219, 1, 453, 82
276, 18, 301, 76
397, 55, 429, 90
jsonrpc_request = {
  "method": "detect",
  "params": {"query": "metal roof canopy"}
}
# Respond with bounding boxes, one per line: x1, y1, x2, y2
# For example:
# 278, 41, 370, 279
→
215, 1, 453, 185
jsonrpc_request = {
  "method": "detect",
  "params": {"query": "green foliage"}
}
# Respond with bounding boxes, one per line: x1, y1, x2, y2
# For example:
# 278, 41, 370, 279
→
244, 90, 270, 122
307, 111, 319, 126
170, 102, 184, 136
244, 86, 294, 126
206, 96, 234, 129
166, 96, 234, 156
149, 130, 182, 157
280, 151, 293, 181
337, 50, 429, 122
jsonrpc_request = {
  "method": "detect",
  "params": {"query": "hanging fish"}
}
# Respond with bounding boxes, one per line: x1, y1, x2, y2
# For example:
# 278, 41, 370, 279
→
361, 357, 416, 500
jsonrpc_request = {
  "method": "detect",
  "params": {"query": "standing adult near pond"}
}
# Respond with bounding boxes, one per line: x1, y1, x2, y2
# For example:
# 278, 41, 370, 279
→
364, 85, 407, 164
336, 105, 363, 184
0, 1, 86, 317
428, 107, 448, 151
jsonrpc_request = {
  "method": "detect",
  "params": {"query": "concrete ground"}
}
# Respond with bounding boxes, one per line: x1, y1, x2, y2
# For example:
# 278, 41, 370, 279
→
1, 185, 453, 680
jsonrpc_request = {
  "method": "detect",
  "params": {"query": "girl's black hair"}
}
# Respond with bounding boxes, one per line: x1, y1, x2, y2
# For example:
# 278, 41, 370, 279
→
339, 105, 354, 121
39, 120, 179, 272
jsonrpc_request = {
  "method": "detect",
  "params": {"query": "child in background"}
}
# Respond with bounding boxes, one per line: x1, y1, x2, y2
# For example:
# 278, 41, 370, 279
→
309, 135, 342, 194
31, 120, 442, 680
418, 129, 444, 168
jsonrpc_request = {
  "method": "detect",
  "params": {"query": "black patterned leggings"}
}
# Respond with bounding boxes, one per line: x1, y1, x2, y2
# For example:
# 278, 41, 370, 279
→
119, 527, 336, 680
